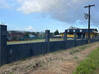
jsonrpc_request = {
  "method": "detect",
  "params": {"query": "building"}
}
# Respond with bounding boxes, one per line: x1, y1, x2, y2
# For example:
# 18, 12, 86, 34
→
61, 28, 98, 39
7, 31, 25, 41
7, 31, 37, 41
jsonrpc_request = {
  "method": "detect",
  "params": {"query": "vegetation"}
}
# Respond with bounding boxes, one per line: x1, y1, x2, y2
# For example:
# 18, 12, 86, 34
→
54, 30, 59, 35
69, 45, 88, 55
74, 47, 99, 74
74, 56, 79, 59
69, 49, 80, 55
7, 38, 63, 45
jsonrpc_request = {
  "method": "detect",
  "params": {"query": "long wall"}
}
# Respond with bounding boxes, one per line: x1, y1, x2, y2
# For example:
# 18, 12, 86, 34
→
7, 39, 99, 63
0, 25, 99, 66
7, 40, 89, 63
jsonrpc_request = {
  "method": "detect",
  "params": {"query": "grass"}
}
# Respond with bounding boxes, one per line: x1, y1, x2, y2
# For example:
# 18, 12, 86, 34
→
7, 39, 45, 45
73, 47, 99, 74
79, 45, 89, 50
7, 38, 63, 45
69, 45, 89, 55
74, 56, 79, 59
69, 49, 80, 55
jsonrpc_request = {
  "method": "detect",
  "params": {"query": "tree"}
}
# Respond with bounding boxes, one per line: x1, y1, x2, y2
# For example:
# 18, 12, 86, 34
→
24, 32, 30, 37
54, 30, 59, 35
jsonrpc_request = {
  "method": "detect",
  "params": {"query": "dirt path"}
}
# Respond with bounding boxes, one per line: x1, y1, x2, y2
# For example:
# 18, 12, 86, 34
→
0, 42, 99, 74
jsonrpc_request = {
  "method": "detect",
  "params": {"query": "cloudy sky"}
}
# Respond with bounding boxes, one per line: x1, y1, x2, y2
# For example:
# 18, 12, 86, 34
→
0, 0, 99, 32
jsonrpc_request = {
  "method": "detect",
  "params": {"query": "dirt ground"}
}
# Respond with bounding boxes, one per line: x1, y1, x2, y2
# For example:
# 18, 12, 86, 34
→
0, 42, 99, 74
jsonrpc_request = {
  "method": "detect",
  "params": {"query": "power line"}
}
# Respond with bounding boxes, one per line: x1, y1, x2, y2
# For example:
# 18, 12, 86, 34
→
84, 4, 95, 43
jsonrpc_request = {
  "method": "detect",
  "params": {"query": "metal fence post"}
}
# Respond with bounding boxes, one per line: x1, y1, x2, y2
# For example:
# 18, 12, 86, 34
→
0, 25, 8, 66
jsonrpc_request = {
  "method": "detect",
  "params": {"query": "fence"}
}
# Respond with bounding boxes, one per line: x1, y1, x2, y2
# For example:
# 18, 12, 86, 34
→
0, 25, 99, 66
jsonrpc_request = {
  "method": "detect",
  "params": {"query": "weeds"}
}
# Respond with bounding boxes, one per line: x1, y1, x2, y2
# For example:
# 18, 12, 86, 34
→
79, 45, 88, 50
74, 56, 78, 59
69, 45, 89, 55
69, 49, 80, 55
74, 47, 99, 74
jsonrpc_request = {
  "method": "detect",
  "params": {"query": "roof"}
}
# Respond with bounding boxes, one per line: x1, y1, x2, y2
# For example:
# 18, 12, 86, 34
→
66, 28, 98, 33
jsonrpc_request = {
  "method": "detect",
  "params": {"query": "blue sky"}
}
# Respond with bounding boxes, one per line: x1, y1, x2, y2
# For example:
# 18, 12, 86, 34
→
0, 0, 99, 32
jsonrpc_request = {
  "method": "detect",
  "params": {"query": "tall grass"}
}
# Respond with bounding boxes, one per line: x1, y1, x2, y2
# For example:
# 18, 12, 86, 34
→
74, 47, 99, 74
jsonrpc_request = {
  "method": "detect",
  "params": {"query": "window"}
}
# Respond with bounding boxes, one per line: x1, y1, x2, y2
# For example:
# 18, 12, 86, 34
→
67, 30, 69, 32
80, 30, 82, 32
73, 30, 75, 32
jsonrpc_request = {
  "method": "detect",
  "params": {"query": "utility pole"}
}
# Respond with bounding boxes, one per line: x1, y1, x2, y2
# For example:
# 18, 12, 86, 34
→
84, 4, 95, 43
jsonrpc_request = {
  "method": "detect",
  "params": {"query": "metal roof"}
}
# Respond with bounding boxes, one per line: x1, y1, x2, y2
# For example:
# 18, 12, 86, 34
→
66, 29, 98, 33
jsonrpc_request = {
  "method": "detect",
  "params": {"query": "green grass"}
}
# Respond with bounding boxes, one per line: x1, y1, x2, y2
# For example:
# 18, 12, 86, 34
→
7, 38, 63, 45
73, 47, 99, 74
7, 39, 45, 45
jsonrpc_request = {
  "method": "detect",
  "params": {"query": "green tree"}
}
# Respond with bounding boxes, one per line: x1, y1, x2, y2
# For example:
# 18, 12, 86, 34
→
54, 30, 59, 35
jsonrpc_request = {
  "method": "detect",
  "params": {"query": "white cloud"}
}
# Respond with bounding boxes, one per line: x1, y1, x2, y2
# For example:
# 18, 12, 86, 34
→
24, 26, 35, 31
17, 0, 97, 24
1, 0, 98, 27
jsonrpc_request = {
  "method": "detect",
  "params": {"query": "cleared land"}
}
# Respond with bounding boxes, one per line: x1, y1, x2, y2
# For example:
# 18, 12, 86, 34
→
0, 42, 99, 74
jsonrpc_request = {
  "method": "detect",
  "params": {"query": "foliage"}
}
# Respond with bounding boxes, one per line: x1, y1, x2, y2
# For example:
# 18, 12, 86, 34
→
69, 49, 80, 55
69, 45, 89, 55
74, 47, 99, 74
74, 56, 78, 59
54, 30, 59, 35
79, 45, 88, 50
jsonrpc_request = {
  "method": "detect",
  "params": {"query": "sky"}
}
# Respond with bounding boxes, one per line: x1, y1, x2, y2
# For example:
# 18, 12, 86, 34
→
0, 0, 99, 32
